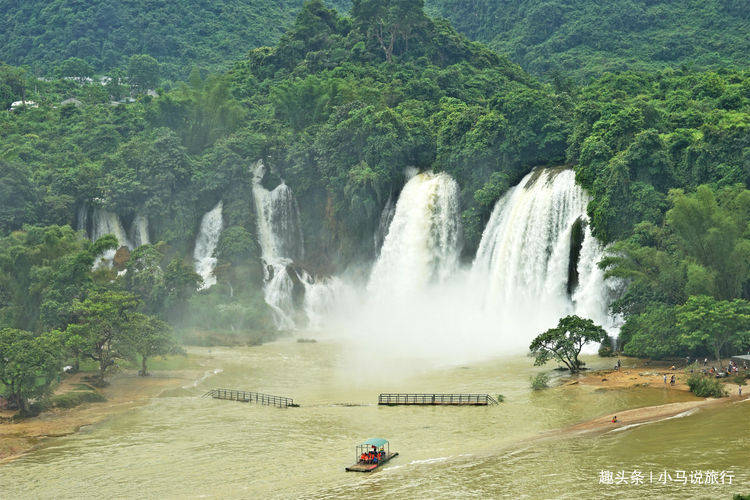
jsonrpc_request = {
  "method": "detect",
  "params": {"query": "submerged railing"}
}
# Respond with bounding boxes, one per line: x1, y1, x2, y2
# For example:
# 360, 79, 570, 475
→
203, 388, 296, 408
378, 393, 498, 406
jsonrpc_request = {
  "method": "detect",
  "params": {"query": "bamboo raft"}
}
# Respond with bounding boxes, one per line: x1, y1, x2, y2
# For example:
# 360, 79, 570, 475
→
346, 438, 397, 472
345, 453, 399, 472
378, 393, 498, 406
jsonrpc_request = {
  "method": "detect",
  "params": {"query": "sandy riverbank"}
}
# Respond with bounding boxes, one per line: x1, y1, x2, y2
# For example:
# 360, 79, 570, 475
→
0, 367, 204, 463
559, 357, 749, 435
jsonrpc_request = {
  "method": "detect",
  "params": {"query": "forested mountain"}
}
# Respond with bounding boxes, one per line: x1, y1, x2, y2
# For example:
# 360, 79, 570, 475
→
427, 0, 750, 80
0, 0, 348, 79
3, 0, 748, 82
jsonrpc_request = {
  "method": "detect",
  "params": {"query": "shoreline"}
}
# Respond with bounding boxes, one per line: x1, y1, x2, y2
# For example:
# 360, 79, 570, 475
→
2, 353, 747, 466
0, 366, 206, 464
559, 357, 749, 434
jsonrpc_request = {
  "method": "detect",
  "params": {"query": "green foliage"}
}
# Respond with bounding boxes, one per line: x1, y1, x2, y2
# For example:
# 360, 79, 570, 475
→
0, 226, 104, 332
676, 296, 750, 363
598, 335, 615, 357
428, 0, 749, 80
686, 372, 727, 398
0, 0, 352, 80
529, 315, 607, 373
46, 388, 105, 409
530, 372, 550, 390
127, 55, 160, 93
55, 58, 94, 82
569, 70, 749, 243
0, 328, 64, 413
64, 290, 141, 382
124, 314, 183, 376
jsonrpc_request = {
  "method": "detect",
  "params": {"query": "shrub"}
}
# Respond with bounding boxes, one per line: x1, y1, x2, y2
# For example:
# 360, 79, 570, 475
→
530, 373, 550, 390
687, 373, 728, 398
48, 390, 105, 408
598, 340, 615, 357
495, 394, 505, 403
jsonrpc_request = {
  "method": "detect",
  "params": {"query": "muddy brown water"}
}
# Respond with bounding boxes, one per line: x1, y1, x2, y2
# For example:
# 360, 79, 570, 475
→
0, 340, 747, 498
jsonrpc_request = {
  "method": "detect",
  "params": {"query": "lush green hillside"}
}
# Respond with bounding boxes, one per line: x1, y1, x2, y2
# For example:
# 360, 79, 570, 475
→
1, 0, 749, 367
427, 0, 750, 80
0, 0, 348, 79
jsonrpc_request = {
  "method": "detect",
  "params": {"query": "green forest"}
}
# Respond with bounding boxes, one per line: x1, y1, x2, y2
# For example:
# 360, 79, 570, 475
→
1, 0, 749, 412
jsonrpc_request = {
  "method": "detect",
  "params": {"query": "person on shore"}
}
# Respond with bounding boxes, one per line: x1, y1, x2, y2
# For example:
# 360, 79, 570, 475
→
739, 386, 743, 396
704, 358, 708, 366
612, 416, 618, 423
670, 375, 676, 386
663, 374, 667, 384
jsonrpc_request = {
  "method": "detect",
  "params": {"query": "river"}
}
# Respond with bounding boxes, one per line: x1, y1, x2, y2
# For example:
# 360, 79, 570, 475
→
1, 340, 747, 498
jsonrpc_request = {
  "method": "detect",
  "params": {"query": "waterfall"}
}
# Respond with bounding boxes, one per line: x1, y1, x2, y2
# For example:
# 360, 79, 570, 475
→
300, 166, 615, 364
373, 194, 396, 253
368, 171, 461, 298
193, 201, 224, 290
471, 167, 616, 340
252, 160, 305, 328
91, 208, 132, 262
130, 213, 150, 248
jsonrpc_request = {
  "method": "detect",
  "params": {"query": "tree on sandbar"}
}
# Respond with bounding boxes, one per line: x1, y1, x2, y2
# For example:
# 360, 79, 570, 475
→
529, 315, 607, 373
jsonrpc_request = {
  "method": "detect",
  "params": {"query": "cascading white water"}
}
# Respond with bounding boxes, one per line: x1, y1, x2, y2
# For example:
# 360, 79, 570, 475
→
91, 208, 132, 262
252, 160, 305, 328
193, 201, 223, 290
471, 167, 616, 342
373, 194, 395, 253
309, 167, 616, 366
573, 223, 619, 329
130, 213, 150, 248
368, 171, 461, 298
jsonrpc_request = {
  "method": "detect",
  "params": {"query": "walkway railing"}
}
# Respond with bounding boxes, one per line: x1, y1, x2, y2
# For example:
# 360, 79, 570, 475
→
378, 393, 498, 406
203, 388, 296, 408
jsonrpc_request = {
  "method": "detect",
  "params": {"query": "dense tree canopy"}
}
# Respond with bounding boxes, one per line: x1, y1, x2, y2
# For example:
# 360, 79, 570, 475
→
427, 0, 750, 80
0, 0, 351, 80
0, 0, 749, 366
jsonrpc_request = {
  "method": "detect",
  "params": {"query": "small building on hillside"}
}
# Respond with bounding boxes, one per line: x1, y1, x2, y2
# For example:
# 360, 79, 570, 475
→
60, 98, 82, 107
10, 100, 38, 111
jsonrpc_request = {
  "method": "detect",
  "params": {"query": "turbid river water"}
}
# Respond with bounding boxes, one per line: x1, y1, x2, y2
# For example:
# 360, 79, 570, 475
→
1, 340, 748, 498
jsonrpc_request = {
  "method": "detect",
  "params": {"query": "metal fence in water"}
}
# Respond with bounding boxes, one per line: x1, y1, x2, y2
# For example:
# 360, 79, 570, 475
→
378, 393, 498, 406
203, 388, 295, 408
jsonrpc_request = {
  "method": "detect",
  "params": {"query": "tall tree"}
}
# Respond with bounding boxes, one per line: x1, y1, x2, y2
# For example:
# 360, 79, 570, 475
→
64, 290, 140, 384
676, 295, 750, 364
127, 54, 160, 93
125, 314, 182, 376
352, 0, 428, 62
529, 315, 608, 373
0, 329, 63, 414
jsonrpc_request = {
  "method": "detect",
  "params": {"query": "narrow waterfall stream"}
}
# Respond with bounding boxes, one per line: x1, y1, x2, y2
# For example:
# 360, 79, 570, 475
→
252, 160, 305, 328
193, 201, 224, 290
129, 213, 150, 248
90, 208, 132, 262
